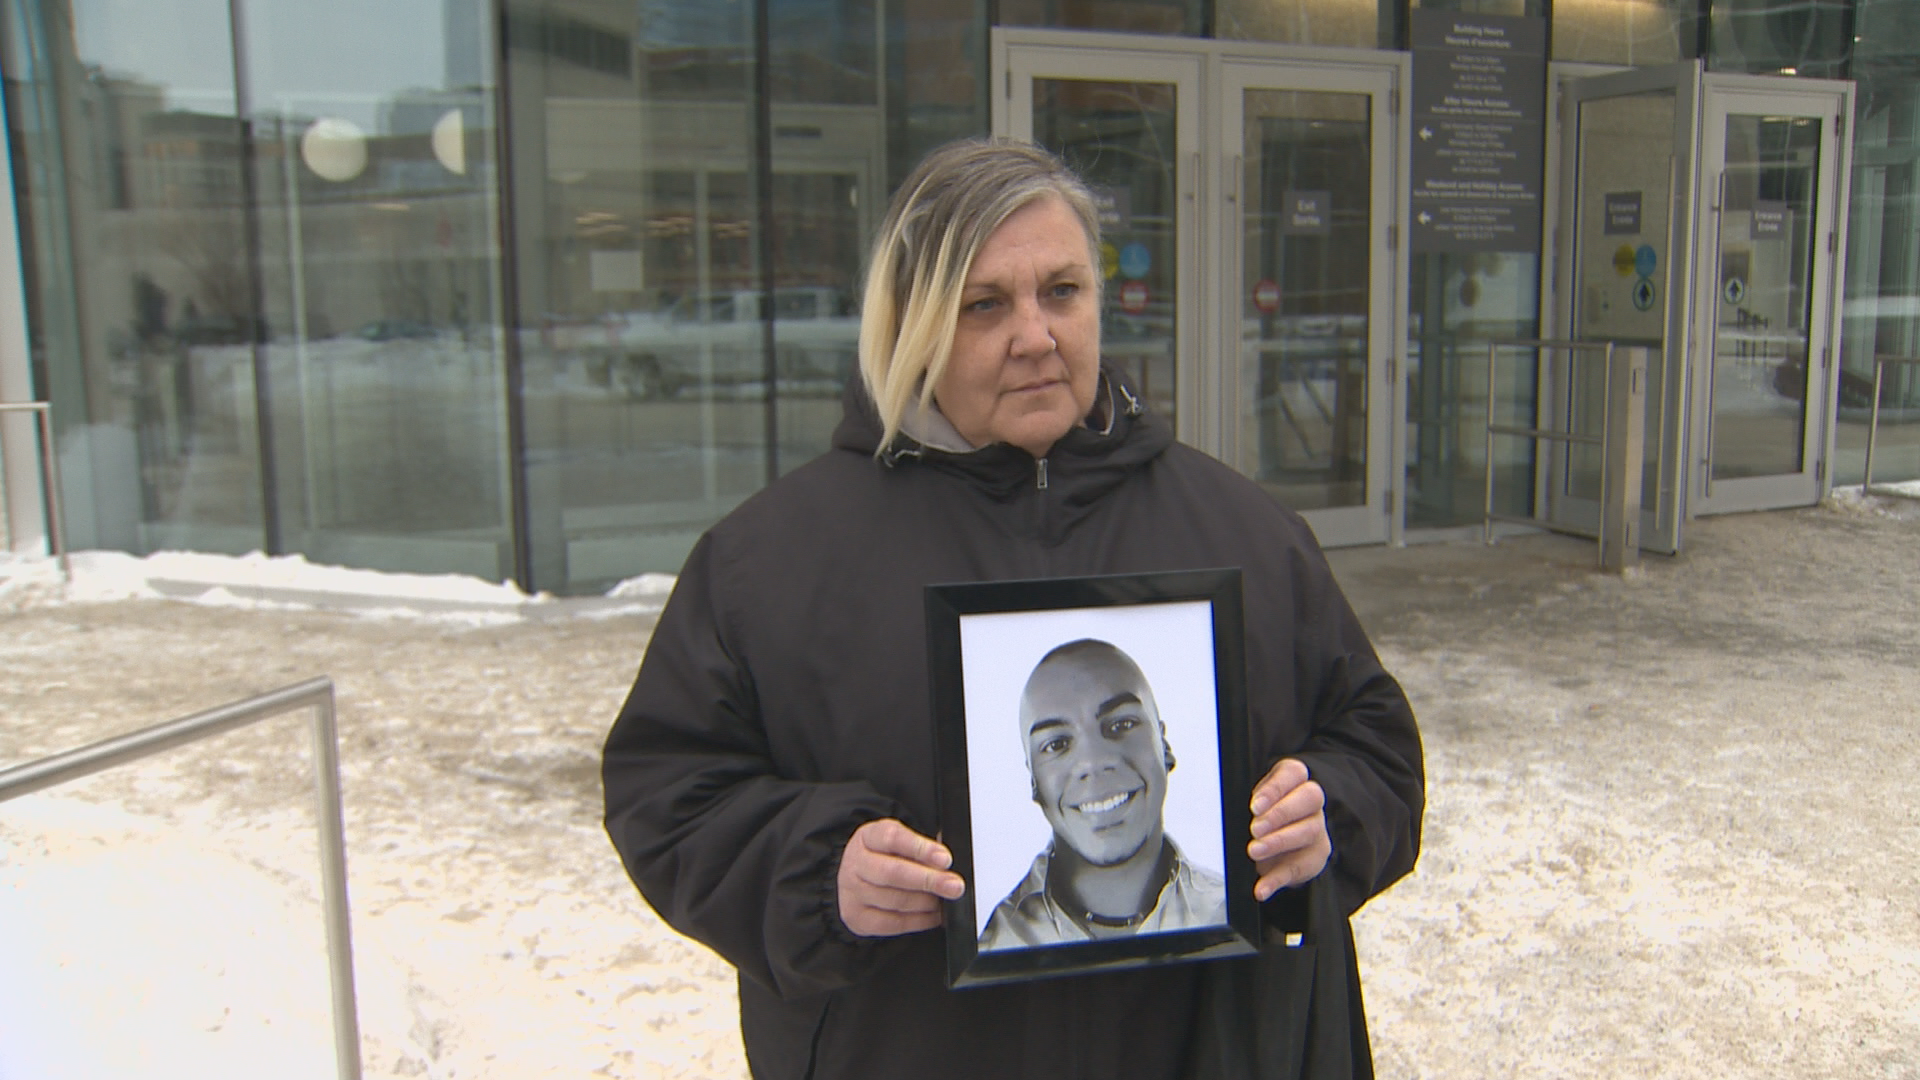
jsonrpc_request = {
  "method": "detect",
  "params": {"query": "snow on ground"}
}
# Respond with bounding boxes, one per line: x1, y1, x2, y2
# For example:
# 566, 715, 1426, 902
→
0, 548, 678, 624
3, 494, 1919, 1079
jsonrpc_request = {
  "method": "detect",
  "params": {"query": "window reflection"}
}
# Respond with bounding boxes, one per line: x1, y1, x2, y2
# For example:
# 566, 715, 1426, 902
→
1839, 14, 1920, 486
1218, 0, 1389, 48
999, 0, 1198, 36
1708, 0, 1851, 78
247, 2, 510, 577
512, 0, 766, 589
1239, 91, 1372, 511
1551, 0, 1693, 65
8, 0, 263, 554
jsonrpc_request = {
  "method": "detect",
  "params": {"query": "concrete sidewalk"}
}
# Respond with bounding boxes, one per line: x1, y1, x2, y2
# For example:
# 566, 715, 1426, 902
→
1334, 494, 1919, 1078
1, 493, 1916, 1078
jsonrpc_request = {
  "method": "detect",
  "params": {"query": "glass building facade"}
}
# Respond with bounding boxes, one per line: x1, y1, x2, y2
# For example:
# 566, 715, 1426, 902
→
2, 0, 1915, 592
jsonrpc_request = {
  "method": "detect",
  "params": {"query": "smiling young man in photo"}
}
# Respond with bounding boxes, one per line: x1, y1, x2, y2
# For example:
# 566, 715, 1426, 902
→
978, 638, 1228, 949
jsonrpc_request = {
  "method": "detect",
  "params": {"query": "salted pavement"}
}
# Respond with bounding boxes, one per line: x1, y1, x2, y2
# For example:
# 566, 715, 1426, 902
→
2, 493, 1917, 1079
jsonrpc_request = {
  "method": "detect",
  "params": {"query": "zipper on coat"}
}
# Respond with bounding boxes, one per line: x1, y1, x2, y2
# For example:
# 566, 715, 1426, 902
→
1036, 458, 1049, 490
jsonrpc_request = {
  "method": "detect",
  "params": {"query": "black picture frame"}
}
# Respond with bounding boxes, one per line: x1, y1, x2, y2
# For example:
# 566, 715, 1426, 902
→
925, 568, 1259, 989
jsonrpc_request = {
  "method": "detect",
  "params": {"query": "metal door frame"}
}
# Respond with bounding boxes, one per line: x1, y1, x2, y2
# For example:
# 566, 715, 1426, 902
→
1688, 75, 1854, 517
993, 28, 1409, 547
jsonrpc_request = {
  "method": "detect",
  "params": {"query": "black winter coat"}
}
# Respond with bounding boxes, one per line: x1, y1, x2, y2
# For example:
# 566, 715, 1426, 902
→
603, 372, 1424, 1079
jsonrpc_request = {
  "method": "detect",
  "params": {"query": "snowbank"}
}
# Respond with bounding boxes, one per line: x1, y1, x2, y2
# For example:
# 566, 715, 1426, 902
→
0, 549, 677, 623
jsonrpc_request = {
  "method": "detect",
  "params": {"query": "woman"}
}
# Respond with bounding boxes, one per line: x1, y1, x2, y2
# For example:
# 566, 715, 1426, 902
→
602, 139, 1424, 1079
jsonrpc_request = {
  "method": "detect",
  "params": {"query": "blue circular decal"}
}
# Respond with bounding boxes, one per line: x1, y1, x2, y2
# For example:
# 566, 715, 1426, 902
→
1118, 242, 1152, 280
1634, 244, 1658, 278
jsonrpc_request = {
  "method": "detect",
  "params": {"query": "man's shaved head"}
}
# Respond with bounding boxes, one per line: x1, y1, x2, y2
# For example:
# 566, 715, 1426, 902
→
1018, 639, 1172, 867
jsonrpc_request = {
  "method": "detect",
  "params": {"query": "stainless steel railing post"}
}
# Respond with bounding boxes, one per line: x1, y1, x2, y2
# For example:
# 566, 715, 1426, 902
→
1483, 338, 1641, 571
0, 677, 362, 1080
1863, 355, 1920, 497
0, 400, 67, 578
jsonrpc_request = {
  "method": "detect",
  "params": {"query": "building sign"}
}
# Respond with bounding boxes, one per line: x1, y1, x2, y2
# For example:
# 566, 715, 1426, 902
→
1410, 11, 1547, 254
1751, 200, 1787, 239
1092, 187, 1133, 233
1604, 192, 1642, 236
1283, 190, 1332, 235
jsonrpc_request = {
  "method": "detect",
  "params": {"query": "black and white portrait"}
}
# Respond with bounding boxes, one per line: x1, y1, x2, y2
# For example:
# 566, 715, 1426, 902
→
957, 601, 1230, 950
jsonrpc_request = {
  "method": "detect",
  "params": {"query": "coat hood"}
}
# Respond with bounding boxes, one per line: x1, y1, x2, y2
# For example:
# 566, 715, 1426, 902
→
829, 363, 1176, 504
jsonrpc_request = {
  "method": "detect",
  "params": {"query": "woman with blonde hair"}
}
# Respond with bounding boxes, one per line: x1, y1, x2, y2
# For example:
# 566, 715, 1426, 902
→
603, 138, 1423, 1079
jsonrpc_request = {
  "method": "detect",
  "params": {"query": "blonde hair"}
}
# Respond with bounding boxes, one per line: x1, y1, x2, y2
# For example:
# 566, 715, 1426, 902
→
858, 139, 1102, 453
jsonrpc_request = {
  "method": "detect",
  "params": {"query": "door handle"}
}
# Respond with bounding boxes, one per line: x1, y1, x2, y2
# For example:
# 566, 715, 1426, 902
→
1701, 169, 1728, 501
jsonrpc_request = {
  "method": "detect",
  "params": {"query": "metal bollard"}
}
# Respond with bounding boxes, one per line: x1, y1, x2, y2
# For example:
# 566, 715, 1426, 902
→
1601, 347, 1647, 572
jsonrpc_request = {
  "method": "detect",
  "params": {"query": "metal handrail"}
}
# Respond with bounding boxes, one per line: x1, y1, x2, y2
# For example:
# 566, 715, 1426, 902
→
0, 400, 68, 577
1484, 339, 1615, 553
0, 677, 362, 1080
1863, 355, 1920, 498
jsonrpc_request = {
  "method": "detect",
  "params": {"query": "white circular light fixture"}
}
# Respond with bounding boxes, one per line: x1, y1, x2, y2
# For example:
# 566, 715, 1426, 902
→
301, 117, 368, 182
432, 109, 467, 176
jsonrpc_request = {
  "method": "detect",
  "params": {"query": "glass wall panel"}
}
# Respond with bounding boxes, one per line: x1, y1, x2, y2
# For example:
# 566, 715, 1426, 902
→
3, 0, 263, 555
1236, 90, 1372, 510
1836, 2, 1920, 486
1405, 0, 1546, 529
1708, 113, 1820, 481
1707, 0, 1851, 77
1553, 0, 1695, 65
999, 0, 1199, 37
1405, 253, 1541, 527
1035, 79, 1181, 421
771, 0, 881, 475
888, 0, 988, 189
244, 0, 511, 579
510, 0, 765, 591
1217, 0, 1391, 49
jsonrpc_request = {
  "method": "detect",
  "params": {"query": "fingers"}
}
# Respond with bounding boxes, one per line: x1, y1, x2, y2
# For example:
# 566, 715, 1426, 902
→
1250, 778, 1324, 846
1248, 758, 1330, 901
1250, 758, 1310, 817
846, 906, 944, 937
1254, 832, 1330, 901
851, 820, 964, 899
1249, 808, 1323, 863
837, 819, 967, 938
858, 819, 955, 872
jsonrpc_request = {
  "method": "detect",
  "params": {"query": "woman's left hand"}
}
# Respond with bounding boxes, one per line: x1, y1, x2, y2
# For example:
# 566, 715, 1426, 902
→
1247, 758, 1331, 901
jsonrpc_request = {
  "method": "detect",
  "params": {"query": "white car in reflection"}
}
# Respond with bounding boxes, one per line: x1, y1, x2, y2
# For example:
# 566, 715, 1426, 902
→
570, 288, 860, 399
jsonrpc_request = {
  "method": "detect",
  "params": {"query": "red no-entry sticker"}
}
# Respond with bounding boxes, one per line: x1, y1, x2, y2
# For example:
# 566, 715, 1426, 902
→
1252, 279, 1281, 314
1119, 280, 1150, 314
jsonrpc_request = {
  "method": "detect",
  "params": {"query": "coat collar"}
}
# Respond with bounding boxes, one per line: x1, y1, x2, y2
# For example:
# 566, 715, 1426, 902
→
833, 364, 1160, 467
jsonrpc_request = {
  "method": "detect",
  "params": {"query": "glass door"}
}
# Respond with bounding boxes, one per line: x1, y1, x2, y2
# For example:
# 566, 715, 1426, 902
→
1220, 60, 1397, 546
1000, 35, 1203, 436
1689, 79, 1852, 516
996, 31, 1407, 546
1552, 61, 1701, 554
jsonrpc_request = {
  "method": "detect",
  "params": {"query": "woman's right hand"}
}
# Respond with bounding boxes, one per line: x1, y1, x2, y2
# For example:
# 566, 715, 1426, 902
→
836, 818, 967, 937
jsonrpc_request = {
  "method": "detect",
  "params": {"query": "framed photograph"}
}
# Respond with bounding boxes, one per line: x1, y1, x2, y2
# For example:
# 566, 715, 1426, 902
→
924, 568, 1260, 989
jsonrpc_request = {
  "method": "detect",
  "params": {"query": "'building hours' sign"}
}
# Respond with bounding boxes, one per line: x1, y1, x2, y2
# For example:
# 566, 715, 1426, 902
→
1410, 11, 1547, 254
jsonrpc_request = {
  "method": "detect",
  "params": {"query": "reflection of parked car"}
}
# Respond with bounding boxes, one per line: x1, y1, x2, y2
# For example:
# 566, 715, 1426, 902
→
353, 319, 439, 342
580, 287, 859, 399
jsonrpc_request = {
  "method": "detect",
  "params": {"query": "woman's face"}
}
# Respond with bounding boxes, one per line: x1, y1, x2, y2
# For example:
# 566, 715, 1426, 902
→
933, 195, 1101, 458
